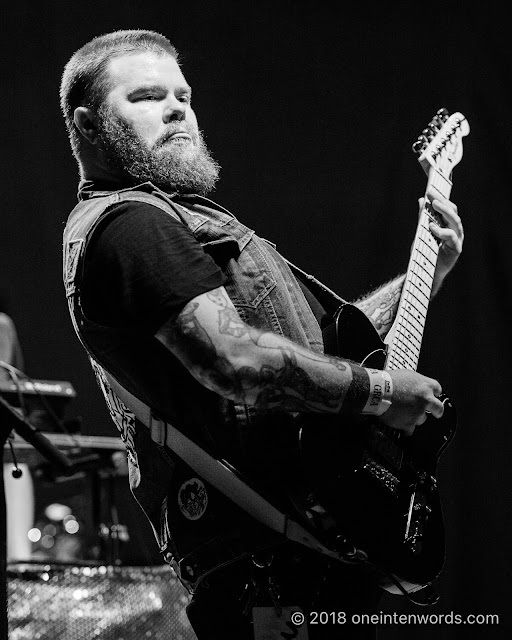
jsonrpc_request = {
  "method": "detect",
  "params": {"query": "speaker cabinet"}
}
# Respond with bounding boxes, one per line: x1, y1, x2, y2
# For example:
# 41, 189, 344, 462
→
8, 562, 197, 639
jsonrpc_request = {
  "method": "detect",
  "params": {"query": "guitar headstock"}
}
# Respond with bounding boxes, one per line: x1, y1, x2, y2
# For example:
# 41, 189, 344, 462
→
412, 108, 470, 181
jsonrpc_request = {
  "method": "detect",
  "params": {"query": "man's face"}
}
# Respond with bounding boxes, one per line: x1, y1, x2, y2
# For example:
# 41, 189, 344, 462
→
96, 51, 219, 194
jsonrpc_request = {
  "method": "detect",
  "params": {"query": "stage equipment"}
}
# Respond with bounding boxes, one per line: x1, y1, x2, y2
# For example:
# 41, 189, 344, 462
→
8, 562, 196, 640
0, 378, 76, 399
0, 377, 79, 435
2, 379, 194, 638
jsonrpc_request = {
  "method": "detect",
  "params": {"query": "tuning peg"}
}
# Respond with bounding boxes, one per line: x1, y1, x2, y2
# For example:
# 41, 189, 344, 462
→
429, 115, 443, 130
412, 136, 427, 153
421, 128, 434, 141
436, 107, 449, 121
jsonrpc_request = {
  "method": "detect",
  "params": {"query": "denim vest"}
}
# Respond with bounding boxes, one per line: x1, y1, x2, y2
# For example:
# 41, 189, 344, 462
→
63, 181, 345, 589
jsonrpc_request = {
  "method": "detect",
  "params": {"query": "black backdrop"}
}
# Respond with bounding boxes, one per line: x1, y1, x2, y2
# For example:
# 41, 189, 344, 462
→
1, 2, 511, 638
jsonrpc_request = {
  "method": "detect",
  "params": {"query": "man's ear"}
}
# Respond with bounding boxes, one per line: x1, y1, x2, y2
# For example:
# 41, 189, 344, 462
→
74, 107, 99, 144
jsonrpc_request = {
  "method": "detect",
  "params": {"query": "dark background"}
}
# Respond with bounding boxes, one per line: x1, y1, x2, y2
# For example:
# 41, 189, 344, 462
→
1, 2, 510, 638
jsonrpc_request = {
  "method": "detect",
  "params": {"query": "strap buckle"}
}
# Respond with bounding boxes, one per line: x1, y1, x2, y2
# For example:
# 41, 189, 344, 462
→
149, 413, 167, 447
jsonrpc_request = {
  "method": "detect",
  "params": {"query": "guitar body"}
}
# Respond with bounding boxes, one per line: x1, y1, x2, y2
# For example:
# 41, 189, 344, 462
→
299, 303, 457, 593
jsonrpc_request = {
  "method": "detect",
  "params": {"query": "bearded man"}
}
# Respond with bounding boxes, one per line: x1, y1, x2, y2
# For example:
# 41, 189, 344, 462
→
60, 30, 463, 640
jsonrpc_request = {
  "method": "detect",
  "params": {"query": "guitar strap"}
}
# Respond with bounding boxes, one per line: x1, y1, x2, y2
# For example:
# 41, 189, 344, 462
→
104, 370, 353, 566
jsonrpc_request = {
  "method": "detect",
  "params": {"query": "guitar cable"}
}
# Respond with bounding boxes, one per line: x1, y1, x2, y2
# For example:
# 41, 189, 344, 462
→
303, 500, 440, 606
337, 547, 441, 607
369, 560, 440, 607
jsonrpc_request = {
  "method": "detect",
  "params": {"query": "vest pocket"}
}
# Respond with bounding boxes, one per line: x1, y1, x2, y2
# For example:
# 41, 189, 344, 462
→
226, 238, 276, 315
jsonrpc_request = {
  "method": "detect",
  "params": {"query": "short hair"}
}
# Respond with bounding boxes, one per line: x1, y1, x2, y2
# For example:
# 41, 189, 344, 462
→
60, 29, 179, 158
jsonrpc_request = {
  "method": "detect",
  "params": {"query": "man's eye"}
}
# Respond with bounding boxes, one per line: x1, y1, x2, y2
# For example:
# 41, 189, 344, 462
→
133, 94, 160, 102
178, 95, 191, 104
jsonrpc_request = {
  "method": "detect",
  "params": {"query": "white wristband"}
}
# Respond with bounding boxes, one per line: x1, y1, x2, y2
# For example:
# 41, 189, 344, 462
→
361, 369, 393, 416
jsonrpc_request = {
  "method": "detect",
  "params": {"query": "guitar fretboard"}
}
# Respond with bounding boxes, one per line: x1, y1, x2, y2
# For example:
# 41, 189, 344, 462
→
385, 211, 439, 371
384, 145, 455, 372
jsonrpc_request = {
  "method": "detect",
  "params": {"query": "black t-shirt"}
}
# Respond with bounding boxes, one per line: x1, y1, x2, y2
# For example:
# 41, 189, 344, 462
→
81, 201, 226, 333
81, 199, 326, 333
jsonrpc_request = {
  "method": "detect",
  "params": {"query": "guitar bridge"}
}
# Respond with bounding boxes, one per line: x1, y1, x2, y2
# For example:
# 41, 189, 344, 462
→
361, 451, 399, 495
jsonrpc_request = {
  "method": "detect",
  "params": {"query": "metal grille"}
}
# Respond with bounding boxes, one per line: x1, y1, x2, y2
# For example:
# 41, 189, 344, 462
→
8, 563, 197, 640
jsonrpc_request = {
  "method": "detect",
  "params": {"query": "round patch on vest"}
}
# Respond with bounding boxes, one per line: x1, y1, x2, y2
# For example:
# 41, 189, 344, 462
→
178, 478, 208, 521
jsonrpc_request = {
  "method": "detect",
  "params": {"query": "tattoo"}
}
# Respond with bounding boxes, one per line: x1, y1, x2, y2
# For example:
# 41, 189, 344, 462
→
171, 291, 350, 414
219, 306, 249, 338
239, 349, 340, 412
355, 276, 404, 336
206, 289, 230, 307
208, 289, 250, 338
324, 356, 350, 373
175, 301, 240, 396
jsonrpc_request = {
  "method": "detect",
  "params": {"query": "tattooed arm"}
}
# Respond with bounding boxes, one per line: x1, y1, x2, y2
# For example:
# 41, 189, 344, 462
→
155, 286, 444, 432
157, 286, 353, 414
353, 275, 405, 339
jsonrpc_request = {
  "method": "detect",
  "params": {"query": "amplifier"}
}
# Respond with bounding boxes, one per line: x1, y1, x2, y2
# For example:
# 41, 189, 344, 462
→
8, 562, 197, 640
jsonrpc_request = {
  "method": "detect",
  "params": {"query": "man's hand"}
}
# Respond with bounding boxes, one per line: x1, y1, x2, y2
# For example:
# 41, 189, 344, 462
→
380, 369, 444, 436
420, 187, 464, 295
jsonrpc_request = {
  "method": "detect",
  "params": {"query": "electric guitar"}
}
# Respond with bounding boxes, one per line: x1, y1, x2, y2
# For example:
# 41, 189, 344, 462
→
299, 109, 469, 595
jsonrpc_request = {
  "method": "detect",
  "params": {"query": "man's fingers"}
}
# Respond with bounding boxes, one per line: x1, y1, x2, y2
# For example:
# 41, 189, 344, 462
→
430, 224, 462, 255
425, 187, 457, 211
425, 190, 462, 230
418, 197, 425, 217
429, 396, 445, 419
415, 413, 428, 426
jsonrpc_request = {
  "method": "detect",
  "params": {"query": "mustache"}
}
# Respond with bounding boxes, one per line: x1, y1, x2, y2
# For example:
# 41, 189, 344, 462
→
155, 123, 198, 147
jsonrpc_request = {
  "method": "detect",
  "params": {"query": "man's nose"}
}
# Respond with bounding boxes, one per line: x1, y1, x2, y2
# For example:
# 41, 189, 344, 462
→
163, 98, 186, 122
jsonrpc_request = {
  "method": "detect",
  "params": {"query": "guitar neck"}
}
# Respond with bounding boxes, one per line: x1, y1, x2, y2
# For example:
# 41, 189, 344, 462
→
384, 165, 453, 372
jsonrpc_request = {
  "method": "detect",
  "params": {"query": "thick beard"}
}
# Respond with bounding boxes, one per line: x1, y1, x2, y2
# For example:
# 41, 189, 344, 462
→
96, 106, 220, 195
